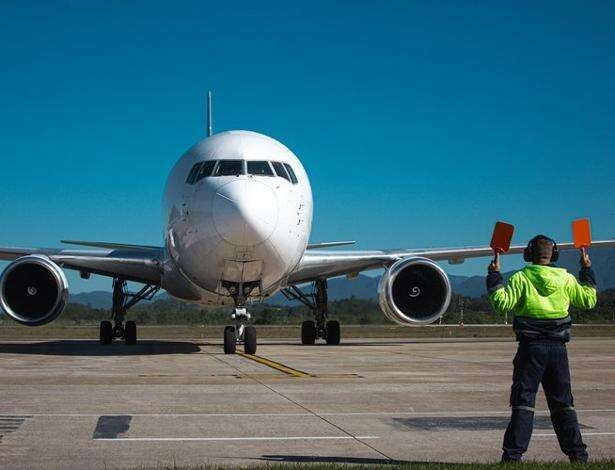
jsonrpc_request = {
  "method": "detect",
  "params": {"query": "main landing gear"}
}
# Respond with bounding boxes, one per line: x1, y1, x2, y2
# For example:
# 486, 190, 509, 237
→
223, 282, 258, 355
99, 278, 160, 346
281, 279, 340, 346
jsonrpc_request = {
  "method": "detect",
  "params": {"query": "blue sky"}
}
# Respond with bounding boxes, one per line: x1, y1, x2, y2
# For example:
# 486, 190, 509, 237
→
1, 1, 614, 293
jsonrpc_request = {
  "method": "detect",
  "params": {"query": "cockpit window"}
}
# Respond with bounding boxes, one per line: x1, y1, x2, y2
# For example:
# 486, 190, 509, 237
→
186, 163, 202, 184
187, 159, 296, 182
271, 161, 290, 181
283, 163, 298, 184
215, 159, 245, 176
195, 160, 216, 182
247, 160, 274, 176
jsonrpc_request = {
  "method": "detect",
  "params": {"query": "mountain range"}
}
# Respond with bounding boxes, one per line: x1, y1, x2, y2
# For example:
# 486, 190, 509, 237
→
70, 247, 615, 308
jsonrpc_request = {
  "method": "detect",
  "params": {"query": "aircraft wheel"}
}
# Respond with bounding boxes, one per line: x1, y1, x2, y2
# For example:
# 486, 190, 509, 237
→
100, 321, 113, 345
244, 326, 257, 355
125, 321, 137, 345
223, 326, 236, 354
301, 320, 316, 345
326, 320, 340, 345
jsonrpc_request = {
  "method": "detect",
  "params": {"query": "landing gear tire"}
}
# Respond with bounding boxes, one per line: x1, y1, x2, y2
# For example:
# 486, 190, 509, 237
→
326, 320, 340, 345
244, 326, 257, 355
100, 321, 113, 345
301, 320, 317, 345
106, 277, 159, 347
224, 326, 236, 354
125, 320, 137, 345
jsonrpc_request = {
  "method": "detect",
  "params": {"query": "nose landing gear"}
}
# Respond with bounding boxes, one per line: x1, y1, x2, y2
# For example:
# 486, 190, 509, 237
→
223, 283, 258, 355
223, 308, 257, 355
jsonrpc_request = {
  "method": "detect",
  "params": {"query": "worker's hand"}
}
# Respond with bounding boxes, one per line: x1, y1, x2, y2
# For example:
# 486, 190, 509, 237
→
580, 248, 591, 268
489, 252, 500, 272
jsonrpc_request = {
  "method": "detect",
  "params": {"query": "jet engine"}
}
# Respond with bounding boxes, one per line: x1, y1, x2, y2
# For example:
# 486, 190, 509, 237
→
378, 257, 451, 325
0, 255, 69, 326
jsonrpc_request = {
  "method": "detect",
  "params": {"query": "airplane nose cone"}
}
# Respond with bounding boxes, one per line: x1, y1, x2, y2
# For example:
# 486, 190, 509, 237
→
213, 180, 279, 246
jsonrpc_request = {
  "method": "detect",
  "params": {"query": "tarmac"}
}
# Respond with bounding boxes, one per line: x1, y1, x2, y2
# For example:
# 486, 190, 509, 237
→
0, 336, 614, 469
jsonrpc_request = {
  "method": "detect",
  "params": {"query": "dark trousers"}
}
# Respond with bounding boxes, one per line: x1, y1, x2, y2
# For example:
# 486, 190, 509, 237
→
502, 340, 588, 462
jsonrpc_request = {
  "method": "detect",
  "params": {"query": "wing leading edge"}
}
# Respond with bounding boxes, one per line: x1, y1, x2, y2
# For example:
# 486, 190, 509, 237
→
0, 246, 164, 284
60, 240, 161, 251
287, 239, 615, 285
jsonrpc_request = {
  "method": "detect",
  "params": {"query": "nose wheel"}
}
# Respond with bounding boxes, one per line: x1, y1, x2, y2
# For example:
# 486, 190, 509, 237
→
223, 308, 257, 354
223, 326, 236, 354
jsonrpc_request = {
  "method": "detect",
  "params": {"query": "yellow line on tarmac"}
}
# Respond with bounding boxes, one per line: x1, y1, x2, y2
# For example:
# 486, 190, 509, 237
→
236, 352, 313, 378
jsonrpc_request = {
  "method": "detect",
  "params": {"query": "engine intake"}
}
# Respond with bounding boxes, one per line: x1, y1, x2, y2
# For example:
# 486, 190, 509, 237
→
378, 257, 451, 325
0, 256, 69, 326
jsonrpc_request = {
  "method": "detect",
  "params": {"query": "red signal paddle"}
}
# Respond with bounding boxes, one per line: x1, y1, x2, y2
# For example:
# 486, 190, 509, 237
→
490, 221, 515, 264
572, 218, 592, 257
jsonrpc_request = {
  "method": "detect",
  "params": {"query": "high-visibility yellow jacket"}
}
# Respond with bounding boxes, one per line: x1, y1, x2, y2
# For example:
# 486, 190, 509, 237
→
489, 265, 597, 318
487, 264, 597, 342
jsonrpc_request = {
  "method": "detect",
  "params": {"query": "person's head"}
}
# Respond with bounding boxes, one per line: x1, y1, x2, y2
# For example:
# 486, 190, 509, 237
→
523, 235, 559, 265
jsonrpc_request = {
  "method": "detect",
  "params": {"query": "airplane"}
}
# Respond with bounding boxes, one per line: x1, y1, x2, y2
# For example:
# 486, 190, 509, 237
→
1, 93, 614, 355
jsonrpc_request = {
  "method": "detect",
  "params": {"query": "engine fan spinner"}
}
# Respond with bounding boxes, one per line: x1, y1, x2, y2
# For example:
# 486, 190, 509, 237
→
378, 257, 451, 325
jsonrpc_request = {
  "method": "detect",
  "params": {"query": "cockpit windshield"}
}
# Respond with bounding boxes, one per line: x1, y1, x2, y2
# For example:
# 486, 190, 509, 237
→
283, 163, 298, 184
215, 160, 244, 176
186, 159, 298, 184
186, 163, 201, 184
271, 161, 290, 181
195, 160, 216, 182
247, 160, 274, 176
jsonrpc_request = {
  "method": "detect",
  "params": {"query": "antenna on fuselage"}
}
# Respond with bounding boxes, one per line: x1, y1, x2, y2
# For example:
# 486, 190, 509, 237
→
206, 90, 213, 137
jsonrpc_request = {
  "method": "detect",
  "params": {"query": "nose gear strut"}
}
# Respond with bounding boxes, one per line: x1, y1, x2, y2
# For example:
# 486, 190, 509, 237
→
223, 283, 257, 355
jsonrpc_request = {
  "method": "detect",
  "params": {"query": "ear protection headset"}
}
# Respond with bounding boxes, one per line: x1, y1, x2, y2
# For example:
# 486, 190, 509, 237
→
523, 235, 559, 263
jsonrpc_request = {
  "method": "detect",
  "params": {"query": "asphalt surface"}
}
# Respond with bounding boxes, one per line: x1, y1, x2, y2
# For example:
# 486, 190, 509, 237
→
0, 336, 614, 468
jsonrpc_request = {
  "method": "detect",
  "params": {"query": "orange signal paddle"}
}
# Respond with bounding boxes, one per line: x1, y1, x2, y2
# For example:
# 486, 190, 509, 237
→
490, 221, 515, 264
572, 218, 592, 256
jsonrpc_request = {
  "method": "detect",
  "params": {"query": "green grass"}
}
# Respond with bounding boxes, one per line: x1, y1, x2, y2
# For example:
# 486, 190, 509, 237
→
1, 324, 615, 341
136, 462, 615, 469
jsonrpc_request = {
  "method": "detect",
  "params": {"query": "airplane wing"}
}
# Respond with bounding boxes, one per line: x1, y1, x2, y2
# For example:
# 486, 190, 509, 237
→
287, 239, 615, 285
0, 245, 164, 284
306, 240, 356, 250
60, 240, 161, 251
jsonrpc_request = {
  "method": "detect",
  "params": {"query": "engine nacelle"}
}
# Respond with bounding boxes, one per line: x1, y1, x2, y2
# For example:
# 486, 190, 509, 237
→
378, 257, 451, 325
0, 255, 69, 326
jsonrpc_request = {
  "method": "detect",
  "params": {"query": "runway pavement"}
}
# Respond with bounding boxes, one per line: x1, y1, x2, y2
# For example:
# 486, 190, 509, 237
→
0, 336, 614, 468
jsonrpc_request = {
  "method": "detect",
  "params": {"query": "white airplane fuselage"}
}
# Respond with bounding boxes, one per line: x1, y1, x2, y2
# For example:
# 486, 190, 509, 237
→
162, 130, 313, 305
